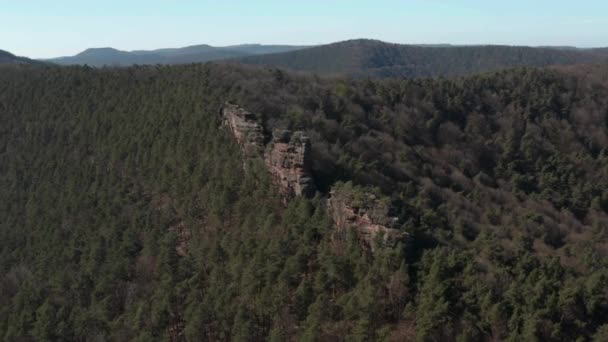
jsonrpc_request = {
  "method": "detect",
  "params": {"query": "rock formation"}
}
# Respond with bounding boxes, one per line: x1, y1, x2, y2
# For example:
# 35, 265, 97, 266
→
221, 104, 409, 251
168, 221, 191, 257
221, 103, 265, 158
328, 183, 408, 251
265, 130, 316, 201
221, 104, 315, 201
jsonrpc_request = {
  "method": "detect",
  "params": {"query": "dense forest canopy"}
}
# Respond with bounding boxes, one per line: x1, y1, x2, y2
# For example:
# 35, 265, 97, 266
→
1, 62, 608, 341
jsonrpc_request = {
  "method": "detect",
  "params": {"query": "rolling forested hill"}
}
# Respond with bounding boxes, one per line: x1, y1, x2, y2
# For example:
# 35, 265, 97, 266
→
1, 62, 608, 341
0, 50, 40, 64
46, 44, 309, 67
235, 39, 608, 78
43, 39, 608, 78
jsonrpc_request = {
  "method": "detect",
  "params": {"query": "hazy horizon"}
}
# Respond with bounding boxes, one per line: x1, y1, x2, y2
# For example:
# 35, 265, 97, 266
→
6, 39, 608, 61
3, 0, 608, 59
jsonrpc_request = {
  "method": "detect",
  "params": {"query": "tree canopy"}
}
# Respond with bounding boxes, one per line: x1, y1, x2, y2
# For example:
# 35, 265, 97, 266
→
1, 62, 608, 341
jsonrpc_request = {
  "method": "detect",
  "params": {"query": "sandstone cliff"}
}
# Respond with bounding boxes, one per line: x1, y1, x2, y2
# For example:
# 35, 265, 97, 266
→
222, 104, 408, 251
221, 104, 315, 201
265, 130, 315, 201
328, 182, 408, 250
221, 103, 265, 157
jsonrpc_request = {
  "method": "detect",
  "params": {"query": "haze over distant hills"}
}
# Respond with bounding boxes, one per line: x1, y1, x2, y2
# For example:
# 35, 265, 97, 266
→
45, 44, 310, 66
36, 39, 608, 78
234, 39, 608, 78
0, 49, 40, 65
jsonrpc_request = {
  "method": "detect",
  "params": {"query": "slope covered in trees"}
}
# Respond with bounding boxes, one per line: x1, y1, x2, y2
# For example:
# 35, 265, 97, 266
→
46, 44, 309, 67
1, 62, 608, 341
235, 39, 608, 78
0, 50, 40, 65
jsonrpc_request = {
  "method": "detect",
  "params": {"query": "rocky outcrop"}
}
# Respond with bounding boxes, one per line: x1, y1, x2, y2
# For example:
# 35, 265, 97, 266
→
328, 184, 408, 251
168, 221, 191, 257
221, 104, 315, 201
221, 104, 265, 158
221, 104, 408, 251
265, 130, 315, 201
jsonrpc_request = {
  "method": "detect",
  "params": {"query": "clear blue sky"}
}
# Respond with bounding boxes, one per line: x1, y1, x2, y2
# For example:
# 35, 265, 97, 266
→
2, 0, 608, 58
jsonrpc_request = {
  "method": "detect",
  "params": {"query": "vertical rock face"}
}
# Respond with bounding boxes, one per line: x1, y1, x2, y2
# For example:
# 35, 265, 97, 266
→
265, 130, 316, 201
221, 104, 265, 157
221, 104, 315, 201
328, 184, 408, 250
168, 221, 191, 257
221, 104, 410, 251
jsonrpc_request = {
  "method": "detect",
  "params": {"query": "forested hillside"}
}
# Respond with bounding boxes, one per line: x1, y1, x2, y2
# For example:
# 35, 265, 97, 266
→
46, 44, 309, 67
235, 39, 608, 78
0, 50, 39, 65
1, 62, 608, 341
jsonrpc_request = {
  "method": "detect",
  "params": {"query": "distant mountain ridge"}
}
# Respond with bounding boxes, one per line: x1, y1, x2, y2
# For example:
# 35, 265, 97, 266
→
35, 39, 608, 77
233, 39, 608, 78
46, 44, 310, 66
0, 50, 39, 65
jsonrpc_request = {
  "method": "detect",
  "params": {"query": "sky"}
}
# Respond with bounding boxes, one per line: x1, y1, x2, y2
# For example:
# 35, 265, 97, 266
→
2, 0, 608, 59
